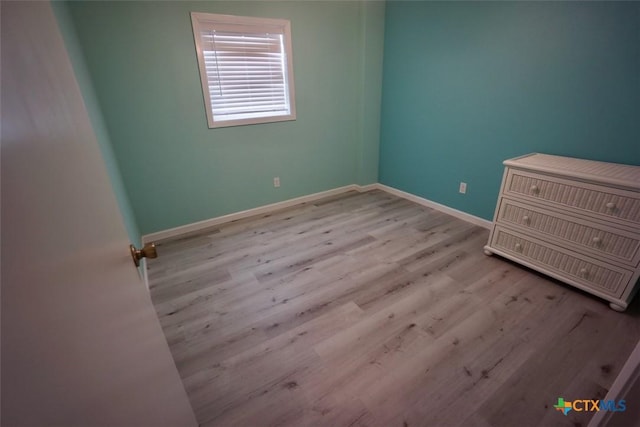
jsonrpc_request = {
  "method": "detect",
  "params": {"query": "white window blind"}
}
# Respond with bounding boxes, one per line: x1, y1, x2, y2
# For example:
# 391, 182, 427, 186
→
191, 13, 296, 128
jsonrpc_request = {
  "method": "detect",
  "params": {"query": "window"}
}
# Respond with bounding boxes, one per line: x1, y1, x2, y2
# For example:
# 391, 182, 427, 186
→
191, 12, 296, 128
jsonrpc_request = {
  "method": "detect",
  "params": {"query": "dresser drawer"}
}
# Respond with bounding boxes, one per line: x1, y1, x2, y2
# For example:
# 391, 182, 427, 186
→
505, 169, 640, 227
491, 226, 633, 297
497, 198, 640, 266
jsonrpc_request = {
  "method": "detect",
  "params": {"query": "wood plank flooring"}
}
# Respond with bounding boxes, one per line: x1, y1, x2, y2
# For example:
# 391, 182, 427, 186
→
148, 190, 640, 427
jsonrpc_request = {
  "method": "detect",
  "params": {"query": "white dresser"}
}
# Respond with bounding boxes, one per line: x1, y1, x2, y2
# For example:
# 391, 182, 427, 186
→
484, 153, 640, 311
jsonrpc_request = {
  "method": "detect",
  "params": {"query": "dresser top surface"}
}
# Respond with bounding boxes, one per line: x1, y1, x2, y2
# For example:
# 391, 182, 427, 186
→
504, 153, 640, 190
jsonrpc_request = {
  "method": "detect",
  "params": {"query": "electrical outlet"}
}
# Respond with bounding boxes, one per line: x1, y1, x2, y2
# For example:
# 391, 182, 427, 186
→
273, 176, 281, 188
459, 182, 467, 194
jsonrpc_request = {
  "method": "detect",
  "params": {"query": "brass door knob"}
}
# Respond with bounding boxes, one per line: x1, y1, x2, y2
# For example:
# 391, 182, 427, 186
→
130, 242, 158, 267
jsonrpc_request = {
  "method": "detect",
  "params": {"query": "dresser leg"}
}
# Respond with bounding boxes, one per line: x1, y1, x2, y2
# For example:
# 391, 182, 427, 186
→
609, 303, 626, 312
483, 248, 493, 256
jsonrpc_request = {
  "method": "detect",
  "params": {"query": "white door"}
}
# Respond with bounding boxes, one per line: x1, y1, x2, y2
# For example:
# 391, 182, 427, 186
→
1, 2, 197, 426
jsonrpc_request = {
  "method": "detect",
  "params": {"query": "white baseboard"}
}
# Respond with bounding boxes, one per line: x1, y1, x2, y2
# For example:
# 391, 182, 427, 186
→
357, 183, 379, 192
142, 185, 360, 243
142, 182, 491, 243
372, 183, 492, 229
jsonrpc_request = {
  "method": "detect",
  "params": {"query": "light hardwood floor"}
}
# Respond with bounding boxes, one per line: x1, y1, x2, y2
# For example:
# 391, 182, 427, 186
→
148, 190, 640, 427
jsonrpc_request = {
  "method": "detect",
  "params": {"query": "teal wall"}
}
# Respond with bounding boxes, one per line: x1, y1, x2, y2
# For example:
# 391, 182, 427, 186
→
66, 1, 385, 235
380, 1, 640, 221
357, 1, 385, 185
60, 0, 639, 232
52, 2, 142, 245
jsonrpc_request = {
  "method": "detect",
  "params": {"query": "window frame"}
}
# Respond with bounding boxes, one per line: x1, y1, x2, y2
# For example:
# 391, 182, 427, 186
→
190, 12, 297, 129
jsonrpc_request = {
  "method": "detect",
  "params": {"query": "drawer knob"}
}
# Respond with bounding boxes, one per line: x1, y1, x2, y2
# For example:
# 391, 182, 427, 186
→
592, 236, 601, 244
579, 268, 589, 277
605, 202, 616, 210
522, 215, 530, 223
530, 185, 539, 193
514, 242, 522, 251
